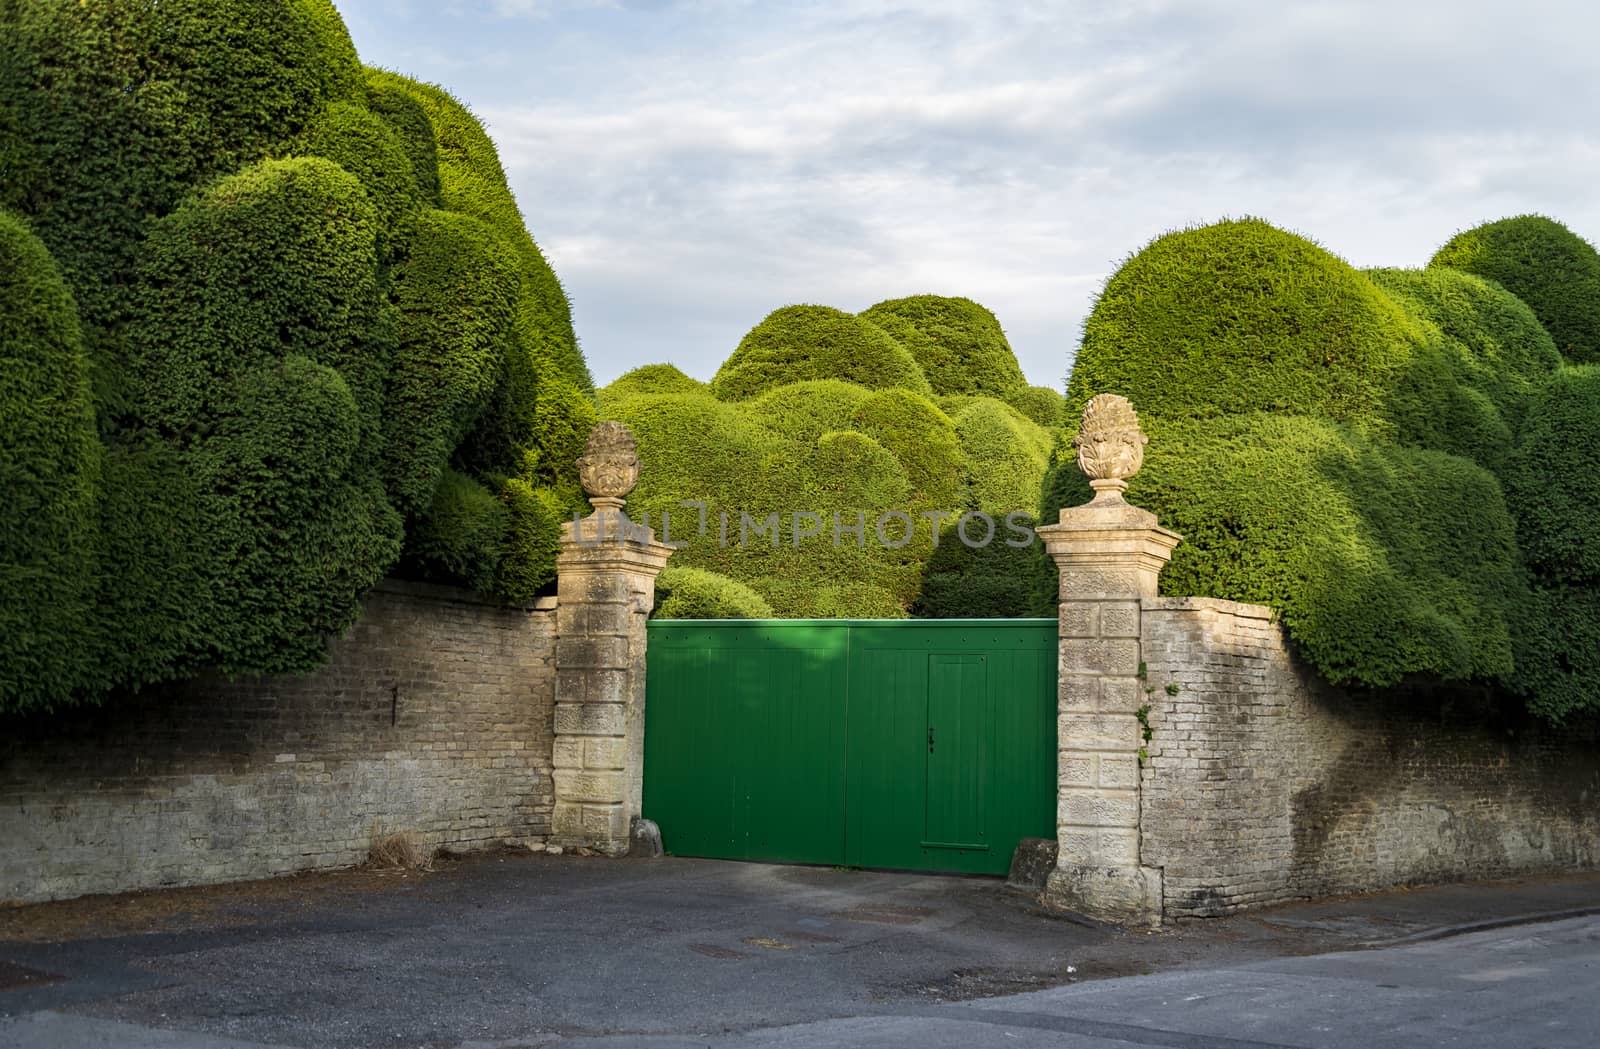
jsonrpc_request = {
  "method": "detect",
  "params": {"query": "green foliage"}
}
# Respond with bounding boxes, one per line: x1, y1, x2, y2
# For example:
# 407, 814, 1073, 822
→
851, 388, 962, 508
747, 380, 873, 445
913, 518, 1050, 618
1504, 367, 1600, 584
407, 469, 507, 593
653, 566, 774, 619
383, 209, 518, 514
1431, 215, 1600, 363
711, 305, 932, 401
1069, 218, 1427, 436
858, 295, 1025, 398
951, 398, 1053, 512
0, 6, 593, 711
1052, 215, 1568, 702
1006, 385, 1065, 428
1127, 414, 1521, 688
0, 211, 102, 712
598, 364, 707, 411
0, 0, 363, 328
1368, 266, 1561, 473
1513, 585, 1600, 724
494, 478, 564, 603
301, 100, 425, 248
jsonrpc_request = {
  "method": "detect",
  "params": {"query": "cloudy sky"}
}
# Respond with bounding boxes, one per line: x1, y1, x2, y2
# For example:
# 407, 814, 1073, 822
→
335, 0, 1600, 390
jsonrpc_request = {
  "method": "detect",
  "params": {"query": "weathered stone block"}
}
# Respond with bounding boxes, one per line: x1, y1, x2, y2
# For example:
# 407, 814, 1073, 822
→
583, 738, 628, 770
1042, 864, 1163, 927
1060, 639, 1141, 676
1059, 676, 1101, 712
1058, 712, 1142, 751
1006, 837, 1058, 890
1059, 788, 1139, 827
1098, 754, 1140, 789
552, 769, 626, 805
1098, 602, 1141, 638
553, 702, 625, 737
551, 739, 585, 769
1059, 752, 1096, 786
1059, 602, 1098, 638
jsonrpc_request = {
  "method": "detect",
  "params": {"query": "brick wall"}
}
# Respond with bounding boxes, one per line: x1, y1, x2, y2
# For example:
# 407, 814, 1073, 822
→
0, 580, 556, 905
1139, 596, 1600, 918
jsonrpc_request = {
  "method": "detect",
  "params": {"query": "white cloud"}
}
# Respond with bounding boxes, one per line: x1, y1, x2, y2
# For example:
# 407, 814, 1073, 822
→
338, 0, 1600, 388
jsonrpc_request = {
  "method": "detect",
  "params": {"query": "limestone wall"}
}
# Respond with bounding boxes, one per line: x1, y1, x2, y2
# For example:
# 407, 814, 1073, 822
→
1139, 596, 1600, 919
0, 580, 556, 905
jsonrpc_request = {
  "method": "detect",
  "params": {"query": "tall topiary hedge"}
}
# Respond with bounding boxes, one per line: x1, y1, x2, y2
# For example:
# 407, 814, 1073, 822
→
1054, 217, 1539, 696
0, 2, 593, 713
0, 212, 102, 712
858, 295, 1026, 398
1431, 215, 1600, 363
602, 294, 1055, 620
1069, 219, 1429, 435
711, 305, 933, 400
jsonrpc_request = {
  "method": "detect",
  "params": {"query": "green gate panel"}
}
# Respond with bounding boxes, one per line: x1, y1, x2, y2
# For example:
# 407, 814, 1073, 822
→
644, 620, 1056, 876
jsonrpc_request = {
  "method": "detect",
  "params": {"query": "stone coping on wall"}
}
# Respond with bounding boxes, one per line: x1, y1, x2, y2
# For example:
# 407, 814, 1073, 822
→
1142, 595, 1274, 620
372, 576, 558, 612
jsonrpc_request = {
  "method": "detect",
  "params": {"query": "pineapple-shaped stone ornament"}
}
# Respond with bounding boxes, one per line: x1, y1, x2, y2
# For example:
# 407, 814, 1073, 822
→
1072, 393, 1148, 502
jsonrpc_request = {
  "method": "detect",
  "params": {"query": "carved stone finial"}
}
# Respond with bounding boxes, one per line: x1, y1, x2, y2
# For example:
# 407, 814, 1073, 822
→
576, 421, 640, 512
1072, 394, 1148, 502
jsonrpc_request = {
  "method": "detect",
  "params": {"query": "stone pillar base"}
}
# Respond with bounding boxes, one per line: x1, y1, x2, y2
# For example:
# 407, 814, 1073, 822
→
1043, 864, 1164, 928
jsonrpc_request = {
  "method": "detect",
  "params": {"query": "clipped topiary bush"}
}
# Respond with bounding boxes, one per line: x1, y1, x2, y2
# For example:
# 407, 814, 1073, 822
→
951, 397, 1053, 513
1068, 218, 1428, 436
382, 209, 518, 513
653, 566, 774, 619
859, 295, 1026, 398
1504, 366, 1600, 584
597, 364, 707, 411
1006, 385, 1065, 428
0, 4, 595, 712
1125, 414, 1522, 687
0, 211, 103, 713
0, 0, 364, 330
711, 305, 932, 401
1431, 215, 1600, 363
1051, 216, 1557, 698
851, 388, 963, 509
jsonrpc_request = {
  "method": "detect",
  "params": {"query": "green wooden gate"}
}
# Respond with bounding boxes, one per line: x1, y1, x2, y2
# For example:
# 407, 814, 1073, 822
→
642, 620, 1057, 875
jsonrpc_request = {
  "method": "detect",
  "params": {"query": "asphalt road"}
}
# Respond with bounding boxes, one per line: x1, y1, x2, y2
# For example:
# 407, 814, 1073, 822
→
1, 854, 1597, 1048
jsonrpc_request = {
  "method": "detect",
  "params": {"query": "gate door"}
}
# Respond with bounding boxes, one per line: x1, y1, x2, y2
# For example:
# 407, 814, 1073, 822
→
643, 620, 1056, 875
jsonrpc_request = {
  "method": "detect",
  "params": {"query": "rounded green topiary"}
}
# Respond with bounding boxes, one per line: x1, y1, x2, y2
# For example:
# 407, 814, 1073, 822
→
851, 388, 963, 509
302, 100, 426, 247
0, 0, 364, 330
0, 211, 103, 712
1128, 414, 1521, 688
406, 469, 508, 593
1503, 366, 1600, 584
711, 305, 932, 401
598, 364, 707, 412
1431, 215, 1600, 363
382, 209, 518, 514
859, 295, 1026, 398
1069, 218, 1428, 436
493, 478, 566, 603
951, 397, 1053, 513
1005, 385, 1065, 428
747, 380, 873, 445
653, 566, 774, 619
375, 71, 594, 496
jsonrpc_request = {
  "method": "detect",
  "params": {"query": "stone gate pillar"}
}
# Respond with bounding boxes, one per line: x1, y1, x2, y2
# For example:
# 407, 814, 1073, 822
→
1035, 395, 1179, 926
550, 422, 673, 855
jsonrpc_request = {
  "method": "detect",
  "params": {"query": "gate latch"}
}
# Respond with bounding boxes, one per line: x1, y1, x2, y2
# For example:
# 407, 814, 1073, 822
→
927, 725, 935, 754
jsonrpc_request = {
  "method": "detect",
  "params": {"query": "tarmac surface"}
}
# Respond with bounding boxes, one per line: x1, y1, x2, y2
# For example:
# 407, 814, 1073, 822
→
1, 852, 1597, 1048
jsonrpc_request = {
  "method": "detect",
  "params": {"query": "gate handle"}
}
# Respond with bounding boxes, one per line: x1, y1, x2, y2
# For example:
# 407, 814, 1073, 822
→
928, 725, 935, 754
